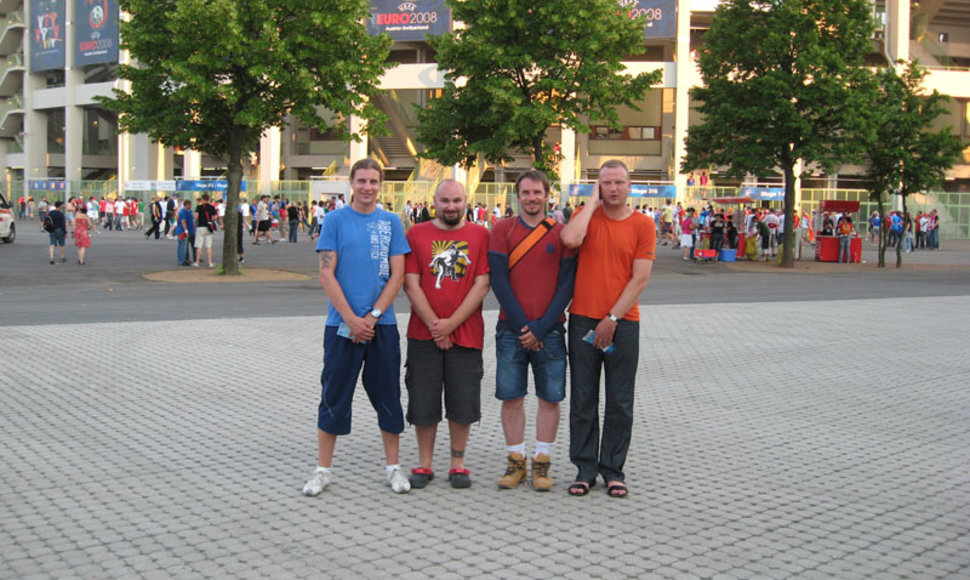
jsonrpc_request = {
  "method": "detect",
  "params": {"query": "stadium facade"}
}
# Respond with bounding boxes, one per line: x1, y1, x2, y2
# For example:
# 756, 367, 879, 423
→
1, 0, 968, 199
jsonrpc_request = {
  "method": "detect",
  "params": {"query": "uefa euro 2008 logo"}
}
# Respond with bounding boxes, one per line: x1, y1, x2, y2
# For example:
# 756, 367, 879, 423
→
88, 0, 107, 30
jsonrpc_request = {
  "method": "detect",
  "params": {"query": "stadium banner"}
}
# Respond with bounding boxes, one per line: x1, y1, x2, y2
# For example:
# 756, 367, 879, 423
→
367, 0, 451, 41
75, 0, 119, 67
620, 0, 677, 39
28, 179, 67, 191
740, 187, 785, 201
29, 0, 66, 72
568, 183, 676, 199
125, 180, 177, 192
175, 180, 248, 192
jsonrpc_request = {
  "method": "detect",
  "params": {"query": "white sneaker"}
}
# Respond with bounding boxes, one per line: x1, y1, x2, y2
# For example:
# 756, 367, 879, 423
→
387, 467, 411, 494
302, 470, 332, 496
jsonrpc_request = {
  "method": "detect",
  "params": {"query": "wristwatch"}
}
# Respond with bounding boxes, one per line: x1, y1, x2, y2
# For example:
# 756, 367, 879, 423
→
369, 308, 383, 319
607, 313, 619, 323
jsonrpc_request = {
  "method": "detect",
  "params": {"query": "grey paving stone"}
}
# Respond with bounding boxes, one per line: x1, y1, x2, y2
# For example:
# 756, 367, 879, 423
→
2, 298, 970, 579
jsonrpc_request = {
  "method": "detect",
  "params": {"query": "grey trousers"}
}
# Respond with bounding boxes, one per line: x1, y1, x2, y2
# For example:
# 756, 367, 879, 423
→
568, 315, 640, 484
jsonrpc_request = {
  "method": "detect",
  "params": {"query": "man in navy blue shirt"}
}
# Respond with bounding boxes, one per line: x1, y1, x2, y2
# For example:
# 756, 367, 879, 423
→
47, 200, 67, 264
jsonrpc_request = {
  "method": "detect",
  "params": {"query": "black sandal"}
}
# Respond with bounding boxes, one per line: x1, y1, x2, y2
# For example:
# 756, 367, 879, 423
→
568, 481, 594, 496
606, 481, 628, 498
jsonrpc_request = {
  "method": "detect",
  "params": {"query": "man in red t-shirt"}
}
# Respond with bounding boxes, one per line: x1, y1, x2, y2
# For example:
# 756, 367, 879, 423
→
489, 169, 576, 491
561, 159, 656, 498
404, 180, 491, 490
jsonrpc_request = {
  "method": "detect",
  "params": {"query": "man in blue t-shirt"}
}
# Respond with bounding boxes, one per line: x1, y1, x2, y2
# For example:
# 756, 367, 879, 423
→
174, 199, 196, 266
303, 158, 413, 497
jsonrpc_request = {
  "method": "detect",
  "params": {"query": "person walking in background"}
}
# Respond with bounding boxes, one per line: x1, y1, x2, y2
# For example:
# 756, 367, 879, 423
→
145, 195, 164, 240
287, 202, 300, 244
194, 194, 217, 268
74, 206, 92, 265
47, 200, 67, 265
174, 199, 195, 266
254, 195, 276, 245
837, 215, 854, 263
164, 195, 177, 238
237, 201, 249, 264
86, 196, 100, 234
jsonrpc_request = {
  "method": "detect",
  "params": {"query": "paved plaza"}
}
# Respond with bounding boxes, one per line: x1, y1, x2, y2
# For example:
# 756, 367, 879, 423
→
2, 291, 969, 578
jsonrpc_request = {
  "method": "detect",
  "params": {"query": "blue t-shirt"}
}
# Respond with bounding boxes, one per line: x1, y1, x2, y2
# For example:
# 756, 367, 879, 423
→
175, 207, 195, 235
890, 214, 903, 233
316, 206, 410, 326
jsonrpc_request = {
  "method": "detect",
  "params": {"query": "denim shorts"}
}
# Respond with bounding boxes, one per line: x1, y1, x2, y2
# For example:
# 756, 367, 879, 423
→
405, 338, 483, 425
495, 326, 566, 403
49, 229, 66, 247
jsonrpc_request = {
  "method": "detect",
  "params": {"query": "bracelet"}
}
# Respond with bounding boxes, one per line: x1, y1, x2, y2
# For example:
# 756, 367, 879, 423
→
607, 313, 619, 323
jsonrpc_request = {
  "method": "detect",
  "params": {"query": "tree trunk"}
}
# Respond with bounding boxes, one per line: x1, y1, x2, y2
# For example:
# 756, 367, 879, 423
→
532, 135, 546, 175
222, 127, 244, 275
780, 161, 796, 268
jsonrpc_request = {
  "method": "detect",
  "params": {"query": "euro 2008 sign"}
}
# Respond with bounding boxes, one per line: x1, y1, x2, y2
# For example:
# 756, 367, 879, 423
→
619, 0, 676, 39
368, 0, 451, 41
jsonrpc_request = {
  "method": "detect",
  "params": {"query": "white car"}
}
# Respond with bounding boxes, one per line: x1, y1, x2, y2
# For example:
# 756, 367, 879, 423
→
0, 192, 15, 243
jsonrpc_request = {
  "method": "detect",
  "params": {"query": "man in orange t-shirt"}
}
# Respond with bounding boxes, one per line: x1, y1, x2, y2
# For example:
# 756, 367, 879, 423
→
561, 159, 656, 498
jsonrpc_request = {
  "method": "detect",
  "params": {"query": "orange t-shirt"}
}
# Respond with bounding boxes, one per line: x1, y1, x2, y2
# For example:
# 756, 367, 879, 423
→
570, 208, 656, 322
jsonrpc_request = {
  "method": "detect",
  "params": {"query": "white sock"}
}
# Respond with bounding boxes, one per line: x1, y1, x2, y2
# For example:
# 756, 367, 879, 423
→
385, 464, 400, 474
534, 440, 554, 458
315, 466, 332, 474
507, 443, 526, 456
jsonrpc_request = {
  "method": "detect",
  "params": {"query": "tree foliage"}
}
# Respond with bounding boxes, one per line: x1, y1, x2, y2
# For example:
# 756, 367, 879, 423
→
101, 0, 390, 274
863, 60, 962, 268
683, 0, 876, 267
416, 0, 660, 180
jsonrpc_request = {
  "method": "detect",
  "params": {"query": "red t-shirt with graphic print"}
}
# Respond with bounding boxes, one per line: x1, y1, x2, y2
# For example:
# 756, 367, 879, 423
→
405, 221, 490, 349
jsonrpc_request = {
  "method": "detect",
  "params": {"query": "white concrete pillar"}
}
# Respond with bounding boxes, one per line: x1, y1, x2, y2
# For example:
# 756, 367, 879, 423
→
129, 134, 158, 180
559, 127, 576, 189
24, 76, 48, 191
451, 164, 467, 184
64, 0, 83, 193
260, 126, 281, 197
348, 114, 368, 169
672, 0, 692, 203
886, 0, 910, 63
183, 150, 202, 179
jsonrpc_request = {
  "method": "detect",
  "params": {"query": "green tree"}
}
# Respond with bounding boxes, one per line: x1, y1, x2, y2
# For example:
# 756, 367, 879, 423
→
863, 60, 962, 268
101, 0, 390, 274
683, 0, 876, 267
416, 0, 660, 181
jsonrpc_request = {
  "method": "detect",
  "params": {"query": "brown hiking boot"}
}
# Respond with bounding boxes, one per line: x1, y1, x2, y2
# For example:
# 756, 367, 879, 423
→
498, 452, 527, 489
531, 453, 553, 491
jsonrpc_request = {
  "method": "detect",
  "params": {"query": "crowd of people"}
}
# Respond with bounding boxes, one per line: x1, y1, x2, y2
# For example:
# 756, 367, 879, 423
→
303, 158, 654, 499
867, 209, 941, 252
25, 184, 946, 270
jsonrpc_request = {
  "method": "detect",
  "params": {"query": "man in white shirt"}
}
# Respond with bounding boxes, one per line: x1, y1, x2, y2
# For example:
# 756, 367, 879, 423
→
254, 195, 276, 245
763, 210, 780, 258
114, 199, 127, 231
